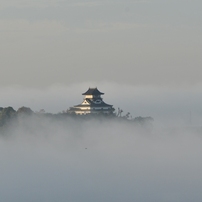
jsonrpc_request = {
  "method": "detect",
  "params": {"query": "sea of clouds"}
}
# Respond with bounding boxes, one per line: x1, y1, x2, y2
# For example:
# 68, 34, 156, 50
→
0, 82, 202, 202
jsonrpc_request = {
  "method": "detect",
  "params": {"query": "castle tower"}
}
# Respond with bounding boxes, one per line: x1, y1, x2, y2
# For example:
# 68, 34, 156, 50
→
68, 87, 115, 115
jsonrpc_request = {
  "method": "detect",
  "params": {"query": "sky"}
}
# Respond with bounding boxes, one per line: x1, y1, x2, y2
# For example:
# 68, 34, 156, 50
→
0, 0, 201, 87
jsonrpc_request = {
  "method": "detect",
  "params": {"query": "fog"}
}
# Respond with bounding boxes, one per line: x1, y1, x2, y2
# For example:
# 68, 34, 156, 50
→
1, 83, 202, 201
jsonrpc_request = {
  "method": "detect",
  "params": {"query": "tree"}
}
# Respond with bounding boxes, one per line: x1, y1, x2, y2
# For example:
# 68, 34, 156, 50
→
17, 106, 33, 115
0, 107, 16, 126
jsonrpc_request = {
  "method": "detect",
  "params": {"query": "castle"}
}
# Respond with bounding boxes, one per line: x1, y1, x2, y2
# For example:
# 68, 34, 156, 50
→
67, 87, 115, 115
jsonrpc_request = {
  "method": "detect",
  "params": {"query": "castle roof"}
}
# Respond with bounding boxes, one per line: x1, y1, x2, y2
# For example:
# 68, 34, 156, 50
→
74, 99, 113, 108
82, 88, 104, 95
68, 107, 113, 112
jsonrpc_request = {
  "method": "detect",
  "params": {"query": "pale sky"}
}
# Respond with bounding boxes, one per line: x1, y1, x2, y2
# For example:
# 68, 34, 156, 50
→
0, 0, 201, 87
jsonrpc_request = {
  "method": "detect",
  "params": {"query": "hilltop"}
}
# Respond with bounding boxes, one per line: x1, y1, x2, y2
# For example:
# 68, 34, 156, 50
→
0, 106, 153, 134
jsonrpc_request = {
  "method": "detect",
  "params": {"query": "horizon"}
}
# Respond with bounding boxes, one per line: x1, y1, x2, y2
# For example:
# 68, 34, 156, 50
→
0, 83, 202, 127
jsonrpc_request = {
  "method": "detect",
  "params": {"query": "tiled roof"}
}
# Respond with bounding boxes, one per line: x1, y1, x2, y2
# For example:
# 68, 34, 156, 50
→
68, 107, 114, 112
74, 99, 113, 108
82, 88, 104, 95
74, 103, 112, 108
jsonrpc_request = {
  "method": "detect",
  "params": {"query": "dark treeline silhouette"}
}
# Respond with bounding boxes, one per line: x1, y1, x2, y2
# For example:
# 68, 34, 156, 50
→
0, 106, 154, 133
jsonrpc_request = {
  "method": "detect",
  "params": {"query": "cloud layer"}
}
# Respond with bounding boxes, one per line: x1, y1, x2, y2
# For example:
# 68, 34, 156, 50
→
0, 115, 202, 202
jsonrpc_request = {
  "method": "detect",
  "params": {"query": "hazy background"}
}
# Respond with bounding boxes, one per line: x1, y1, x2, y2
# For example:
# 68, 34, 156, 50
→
1, 0, 202, 201
0, 0, 201, 87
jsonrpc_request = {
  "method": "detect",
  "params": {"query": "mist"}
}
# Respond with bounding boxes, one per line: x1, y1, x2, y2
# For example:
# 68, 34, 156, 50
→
1, 83, 202, 201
